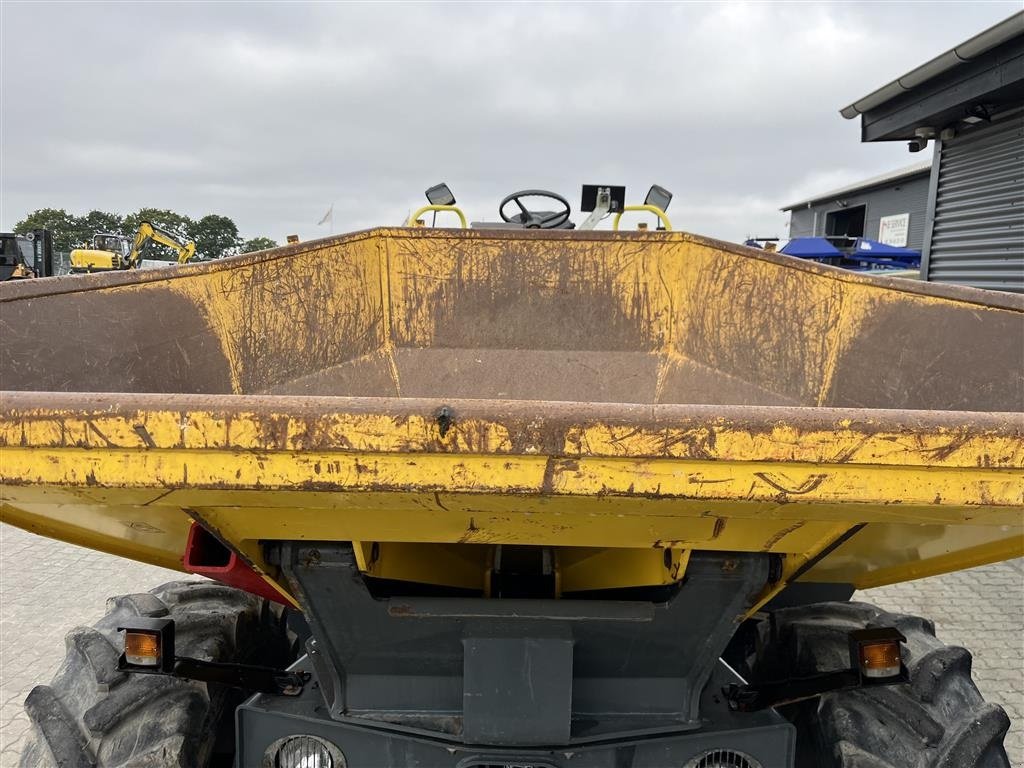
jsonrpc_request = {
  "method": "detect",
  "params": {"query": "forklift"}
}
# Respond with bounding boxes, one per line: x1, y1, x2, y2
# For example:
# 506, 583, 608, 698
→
0, 229, 55, 280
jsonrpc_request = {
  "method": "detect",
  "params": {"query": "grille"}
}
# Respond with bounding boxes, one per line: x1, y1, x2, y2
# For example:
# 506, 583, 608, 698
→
684, 749, 762, 768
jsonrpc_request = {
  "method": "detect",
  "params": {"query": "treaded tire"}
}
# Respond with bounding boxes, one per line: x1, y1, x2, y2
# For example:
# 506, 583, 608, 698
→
752, 601, 1010, 768
19, 580, 297, 768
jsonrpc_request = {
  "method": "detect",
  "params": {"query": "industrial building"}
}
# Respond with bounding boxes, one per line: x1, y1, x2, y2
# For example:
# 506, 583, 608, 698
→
790, 12, 1023, 292
783, 161, 931, 251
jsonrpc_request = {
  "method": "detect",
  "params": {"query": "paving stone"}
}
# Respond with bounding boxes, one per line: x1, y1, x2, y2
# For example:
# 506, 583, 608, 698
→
0, 524, 182, 766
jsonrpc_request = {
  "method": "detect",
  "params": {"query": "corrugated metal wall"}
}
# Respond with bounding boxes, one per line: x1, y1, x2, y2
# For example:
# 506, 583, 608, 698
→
787, 174, 930, 250
787, 208, 815, 238
924, 108, 1024, 293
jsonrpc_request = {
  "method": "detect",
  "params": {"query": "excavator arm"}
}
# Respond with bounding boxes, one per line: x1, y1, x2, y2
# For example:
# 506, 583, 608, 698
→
127, 222, 196, 267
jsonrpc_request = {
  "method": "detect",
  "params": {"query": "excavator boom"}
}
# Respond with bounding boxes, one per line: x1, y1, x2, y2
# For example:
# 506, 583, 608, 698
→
127, 221, 196, 267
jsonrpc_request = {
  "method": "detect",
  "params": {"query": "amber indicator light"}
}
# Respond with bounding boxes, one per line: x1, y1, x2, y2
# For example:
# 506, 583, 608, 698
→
124, 631, 161, 667
858, 639, 901, 679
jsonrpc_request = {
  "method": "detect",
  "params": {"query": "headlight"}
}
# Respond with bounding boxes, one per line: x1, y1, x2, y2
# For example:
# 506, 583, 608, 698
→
263, 735, 346, 768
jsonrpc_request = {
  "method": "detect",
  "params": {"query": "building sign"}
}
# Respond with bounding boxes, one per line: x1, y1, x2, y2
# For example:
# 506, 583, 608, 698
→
878, 213, 910, 247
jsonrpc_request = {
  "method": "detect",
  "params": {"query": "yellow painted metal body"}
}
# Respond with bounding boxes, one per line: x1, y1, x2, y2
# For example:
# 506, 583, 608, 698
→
1, 227, 1022, 606
69, 248, 121, 271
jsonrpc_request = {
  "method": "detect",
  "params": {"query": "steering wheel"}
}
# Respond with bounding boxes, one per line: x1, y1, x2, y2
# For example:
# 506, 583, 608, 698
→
499, 190, 572, 229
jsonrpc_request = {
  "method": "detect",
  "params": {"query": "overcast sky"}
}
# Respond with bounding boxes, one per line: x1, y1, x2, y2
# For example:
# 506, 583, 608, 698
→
1, 2, 1018, 243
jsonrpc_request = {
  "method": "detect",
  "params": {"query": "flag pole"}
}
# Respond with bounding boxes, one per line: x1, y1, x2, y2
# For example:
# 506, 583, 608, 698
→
317, 203, 335, 234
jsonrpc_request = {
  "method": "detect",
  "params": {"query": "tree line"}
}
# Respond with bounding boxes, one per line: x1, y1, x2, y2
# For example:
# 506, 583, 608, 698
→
13, 207, 278, 261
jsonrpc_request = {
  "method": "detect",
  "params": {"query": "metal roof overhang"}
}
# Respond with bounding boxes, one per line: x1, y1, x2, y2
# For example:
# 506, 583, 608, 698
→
781, 161, 931, 211
839, 12, 1024, 142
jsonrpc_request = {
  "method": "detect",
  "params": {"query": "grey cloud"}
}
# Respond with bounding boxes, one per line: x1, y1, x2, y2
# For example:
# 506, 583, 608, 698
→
2, 2, 1018, 243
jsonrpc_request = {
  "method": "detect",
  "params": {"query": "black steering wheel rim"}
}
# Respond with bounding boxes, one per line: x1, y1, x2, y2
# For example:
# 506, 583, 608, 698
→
499, 190, 571, 229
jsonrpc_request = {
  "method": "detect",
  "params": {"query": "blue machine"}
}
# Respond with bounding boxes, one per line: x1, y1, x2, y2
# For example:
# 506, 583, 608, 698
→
775, 237, 921, 273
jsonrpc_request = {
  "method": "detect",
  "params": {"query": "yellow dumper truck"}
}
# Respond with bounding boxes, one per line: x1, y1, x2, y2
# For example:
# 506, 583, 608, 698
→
1, 186, 1021, 768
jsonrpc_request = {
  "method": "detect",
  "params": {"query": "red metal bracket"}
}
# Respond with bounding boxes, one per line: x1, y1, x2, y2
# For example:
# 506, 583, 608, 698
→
183, 522, 289, 605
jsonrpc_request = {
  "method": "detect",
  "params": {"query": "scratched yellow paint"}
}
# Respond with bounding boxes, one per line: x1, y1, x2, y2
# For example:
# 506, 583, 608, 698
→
162, 235, 384, 394
2, 420, 1022, 593
4, 408, 1020, 469
2, 436, 1021, 516
1, 228, 1022, 596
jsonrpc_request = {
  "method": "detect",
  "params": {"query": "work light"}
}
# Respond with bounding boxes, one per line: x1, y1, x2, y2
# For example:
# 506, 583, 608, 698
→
425, 182, 456, 206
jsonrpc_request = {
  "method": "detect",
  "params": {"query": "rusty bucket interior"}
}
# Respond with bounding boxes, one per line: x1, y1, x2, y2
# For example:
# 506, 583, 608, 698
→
1, 228, 1021, 412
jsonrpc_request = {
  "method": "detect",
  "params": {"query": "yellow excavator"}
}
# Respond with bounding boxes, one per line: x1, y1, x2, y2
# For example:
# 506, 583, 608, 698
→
69, 221, 196, 273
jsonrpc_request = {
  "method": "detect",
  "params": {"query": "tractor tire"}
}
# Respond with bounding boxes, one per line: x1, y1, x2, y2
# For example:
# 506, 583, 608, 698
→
19, 580, 298, 768
751, 601, 1010, 768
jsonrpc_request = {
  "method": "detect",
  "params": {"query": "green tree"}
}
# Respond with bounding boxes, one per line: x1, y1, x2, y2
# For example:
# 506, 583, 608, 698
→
12, 207, 248, 262
13, 208, 89, 251
122, 208, 193, 239
188, 214, 240, 261
239, 236, 278, 253
80, 210, 123, 236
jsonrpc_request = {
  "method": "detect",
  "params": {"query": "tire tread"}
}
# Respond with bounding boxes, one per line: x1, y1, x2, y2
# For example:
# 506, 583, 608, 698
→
20, 580, 293, 768
755, 601, 1010, 768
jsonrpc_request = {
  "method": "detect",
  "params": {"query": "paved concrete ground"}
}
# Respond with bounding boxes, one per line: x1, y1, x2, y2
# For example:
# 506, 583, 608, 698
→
0, 525, 183, 767
1, 522, 1021, 766
859, 558, 1024, 765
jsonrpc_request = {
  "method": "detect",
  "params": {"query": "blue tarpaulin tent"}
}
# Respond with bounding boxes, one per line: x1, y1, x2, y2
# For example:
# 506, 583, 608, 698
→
779, 238, 841, 259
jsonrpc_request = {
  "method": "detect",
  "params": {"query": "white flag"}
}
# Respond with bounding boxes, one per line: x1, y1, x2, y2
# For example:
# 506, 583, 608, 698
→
317, 204, 333, 226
